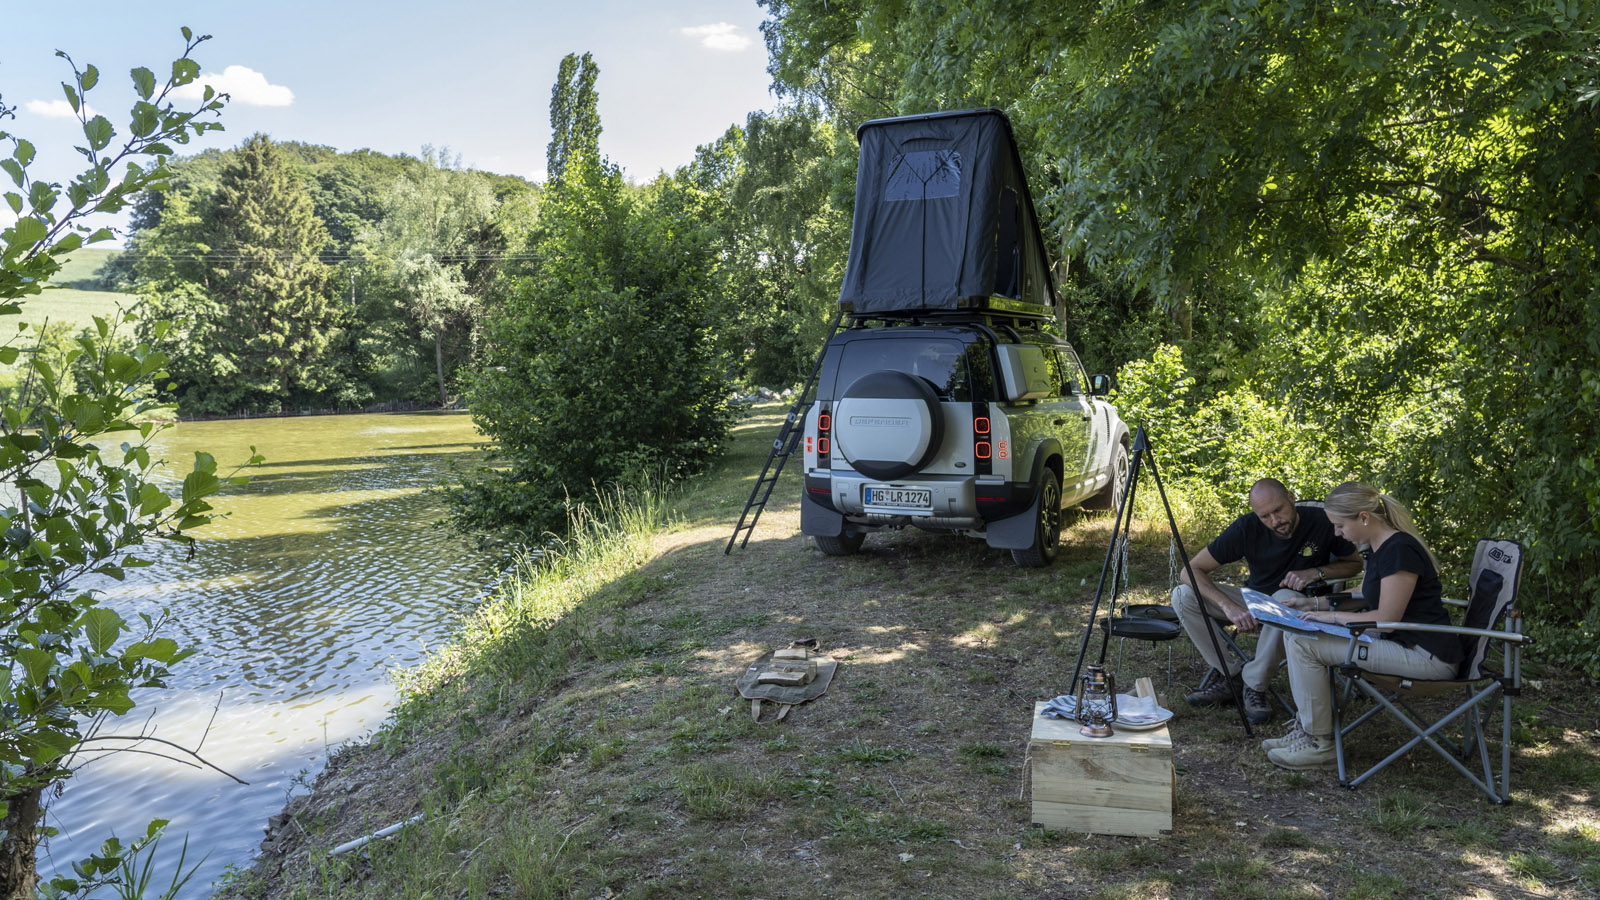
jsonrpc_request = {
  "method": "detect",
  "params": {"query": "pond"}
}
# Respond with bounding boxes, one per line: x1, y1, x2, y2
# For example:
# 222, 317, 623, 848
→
40, 411, 496, 898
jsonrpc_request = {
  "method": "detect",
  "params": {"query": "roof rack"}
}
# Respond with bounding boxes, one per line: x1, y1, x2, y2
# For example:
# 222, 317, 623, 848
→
844, 297, 1055, 330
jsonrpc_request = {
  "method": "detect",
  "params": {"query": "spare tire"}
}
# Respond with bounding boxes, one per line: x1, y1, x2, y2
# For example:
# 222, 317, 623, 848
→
832, 366, 940, 480
832, 370, 945, 481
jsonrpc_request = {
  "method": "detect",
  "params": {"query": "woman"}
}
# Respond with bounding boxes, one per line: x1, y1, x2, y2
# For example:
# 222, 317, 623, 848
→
1263, 481, 1462, 770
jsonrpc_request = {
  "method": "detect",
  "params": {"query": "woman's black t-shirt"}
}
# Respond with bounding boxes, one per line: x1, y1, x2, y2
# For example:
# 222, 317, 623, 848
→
1361, 531, 1462, 665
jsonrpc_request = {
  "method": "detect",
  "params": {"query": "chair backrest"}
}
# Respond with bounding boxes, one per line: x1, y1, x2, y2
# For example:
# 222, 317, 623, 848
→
1457, 539, 1523, 679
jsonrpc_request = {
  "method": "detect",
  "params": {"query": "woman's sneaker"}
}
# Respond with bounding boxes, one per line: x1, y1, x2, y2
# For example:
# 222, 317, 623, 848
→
1260, 721, 1306, 752
1267, 729, 1335, 770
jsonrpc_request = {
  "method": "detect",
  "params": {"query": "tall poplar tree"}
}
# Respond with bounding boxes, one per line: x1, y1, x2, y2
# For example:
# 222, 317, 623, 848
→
546, 52, 601, 186
202, 133, 337, 412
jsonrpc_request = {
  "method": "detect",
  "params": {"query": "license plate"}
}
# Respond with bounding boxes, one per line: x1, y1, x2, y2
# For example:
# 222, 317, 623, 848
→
863, 486, 932, 510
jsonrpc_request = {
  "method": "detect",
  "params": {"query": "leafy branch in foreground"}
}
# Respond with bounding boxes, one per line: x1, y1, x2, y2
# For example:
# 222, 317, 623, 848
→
1, 27, 257, 899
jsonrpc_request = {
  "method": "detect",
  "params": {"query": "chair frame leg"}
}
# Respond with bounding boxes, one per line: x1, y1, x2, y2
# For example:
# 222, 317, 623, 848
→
1333, 670, 1512, 804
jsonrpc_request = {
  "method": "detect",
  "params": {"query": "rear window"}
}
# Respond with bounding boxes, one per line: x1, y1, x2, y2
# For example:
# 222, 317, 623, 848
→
833, 338, 993, 401
884, 150, 962, 201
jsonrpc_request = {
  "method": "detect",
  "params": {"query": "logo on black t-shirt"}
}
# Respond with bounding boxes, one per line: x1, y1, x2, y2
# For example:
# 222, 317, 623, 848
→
1300, 541, 1319, 558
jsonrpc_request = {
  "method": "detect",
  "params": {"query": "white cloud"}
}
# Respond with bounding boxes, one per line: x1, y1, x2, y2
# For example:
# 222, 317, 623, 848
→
679, 23, 753, 53
173, 65, 294, 107
24, 99, 98, 118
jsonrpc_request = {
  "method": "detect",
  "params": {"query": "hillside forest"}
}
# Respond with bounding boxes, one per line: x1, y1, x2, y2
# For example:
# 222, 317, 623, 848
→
13, 3, 1600, 678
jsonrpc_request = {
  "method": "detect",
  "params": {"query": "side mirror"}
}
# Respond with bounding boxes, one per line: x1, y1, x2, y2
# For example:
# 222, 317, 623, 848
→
1090, 374, 1115, 396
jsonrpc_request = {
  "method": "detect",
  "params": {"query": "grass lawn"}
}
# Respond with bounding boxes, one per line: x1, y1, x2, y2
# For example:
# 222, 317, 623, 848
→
216, 402, 1600, 900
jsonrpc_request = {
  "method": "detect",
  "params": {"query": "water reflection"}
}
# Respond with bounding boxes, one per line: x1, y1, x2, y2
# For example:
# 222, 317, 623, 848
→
39, 412, 494, 898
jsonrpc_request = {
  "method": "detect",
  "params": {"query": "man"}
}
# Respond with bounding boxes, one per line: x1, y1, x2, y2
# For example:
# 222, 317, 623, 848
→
1173, 478, 1363, 723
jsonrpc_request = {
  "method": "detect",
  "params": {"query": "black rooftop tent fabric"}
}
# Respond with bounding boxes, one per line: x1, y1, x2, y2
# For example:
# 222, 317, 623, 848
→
837, 109, 1058, 315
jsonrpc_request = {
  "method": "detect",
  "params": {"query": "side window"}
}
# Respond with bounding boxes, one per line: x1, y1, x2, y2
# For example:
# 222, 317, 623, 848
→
961, 341, 996, 400
1062, 347, 1090, 396
1050, 351, 1074, 394
1039, 343, 1066, 397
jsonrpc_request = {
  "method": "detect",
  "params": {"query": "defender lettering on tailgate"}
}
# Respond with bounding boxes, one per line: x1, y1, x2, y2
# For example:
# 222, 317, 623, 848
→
850, 416, 912, 428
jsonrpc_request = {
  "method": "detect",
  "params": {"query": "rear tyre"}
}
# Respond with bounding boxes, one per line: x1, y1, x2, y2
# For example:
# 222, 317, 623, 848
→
814, 531, 866, 556
1084, 441, 1130, 511
1011, 470, 1062, 568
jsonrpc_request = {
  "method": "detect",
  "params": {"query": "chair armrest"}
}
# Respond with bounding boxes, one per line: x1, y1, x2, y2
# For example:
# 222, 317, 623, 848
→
1442, 597, 1468, 609
1344, 620, 1533, 646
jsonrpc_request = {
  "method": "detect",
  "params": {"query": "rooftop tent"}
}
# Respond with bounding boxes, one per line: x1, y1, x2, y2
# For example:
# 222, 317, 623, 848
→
837, 108, 1059, 316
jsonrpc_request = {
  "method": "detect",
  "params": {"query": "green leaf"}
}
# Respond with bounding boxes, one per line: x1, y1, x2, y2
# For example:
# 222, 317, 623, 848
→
16, 647, 54, 685
81, 63, 99, 91
21, 730, 78, 766
192, 450, 217, 475
29, 180, 57, 213
87, 228, 115, 244
138, 483, 171, 515
11, 215, 48, 247
127, 637, 180, 664
181, 25, 193, 41
83, 609, 124, 654
12, 139, 35, 166
0, 159, 22, 188
130, 101, 159, 138
83, 115, 115, 152
2, 192, 20, 215
171, 58, 200, 87
91, 688, 134, 715
62, 83, 81, 113
130, 66, 157, 100
180, 469, 219, 505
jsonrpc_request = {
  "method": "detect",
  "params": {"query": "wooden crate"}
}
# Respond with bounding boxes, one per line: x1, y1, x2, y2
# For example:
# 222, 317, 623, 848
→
1028, 701, 1173, 836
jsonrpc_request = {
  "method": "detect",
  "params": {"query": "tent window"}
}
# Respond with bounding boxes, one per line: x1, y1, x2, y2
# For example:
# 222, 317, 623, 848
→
884, 150, 961, 201
994, 187, 1020, 298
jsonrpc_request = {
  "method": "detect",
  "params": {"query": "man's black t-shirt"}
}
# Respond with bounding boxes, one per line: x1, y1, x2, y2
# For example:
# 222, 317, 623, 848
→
1361, 531, 1462, 665
1206, 502, 1357, 593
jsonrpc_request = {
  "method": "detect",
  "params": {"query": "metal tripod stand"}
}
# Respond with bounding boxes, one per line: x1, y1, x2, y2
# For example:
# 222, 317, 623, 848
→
1069, 426, 1256, 735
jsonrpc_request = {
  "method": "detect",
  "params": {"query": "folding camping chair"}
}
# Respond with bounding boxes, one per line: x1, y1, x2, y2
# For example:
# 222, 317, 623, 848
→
1331, 538, 1530, 804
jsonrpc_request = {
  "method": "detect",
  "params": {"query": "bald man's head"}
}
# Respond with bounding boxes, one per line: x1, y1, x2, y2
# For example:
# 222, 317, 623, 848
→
1248, 479, 1298, 539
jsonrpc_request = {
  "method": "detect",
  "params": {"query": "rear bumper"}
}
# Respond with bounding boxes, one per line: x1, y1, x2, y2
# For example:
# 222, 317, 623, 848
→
804, 472, 1034, 520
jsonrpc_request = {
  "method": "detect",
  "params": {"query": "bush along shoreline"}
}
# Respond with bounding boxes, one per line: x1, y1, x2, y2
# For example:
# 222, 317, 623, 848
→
214, 404, 1600, 900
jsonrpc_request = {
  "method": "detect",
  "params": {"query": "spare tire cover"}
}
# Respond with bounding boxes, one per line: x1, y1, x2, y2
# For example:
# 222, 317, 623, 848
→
833, 370, 945, 481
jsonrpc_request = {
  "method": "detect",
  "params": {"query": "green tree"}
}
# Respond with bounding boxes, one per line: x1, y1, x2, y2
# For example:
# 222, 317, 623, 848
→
359, 147, 500, 405
460, 68, 732, 542
0, 30, 253, 896
141, 134, 341, 415
546, 52, 601, 186
206, 134, 338, 410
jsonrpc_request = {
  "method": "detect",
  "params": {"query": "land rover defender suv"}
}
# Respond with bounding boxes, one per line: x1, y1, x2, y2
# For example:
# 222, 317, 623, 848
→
799, 316, 1128, 566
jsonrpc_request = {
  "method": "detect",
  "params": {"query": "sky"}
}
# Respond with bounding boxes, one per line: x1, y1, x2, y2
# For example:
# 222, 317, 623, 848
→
2, 0, 780, 241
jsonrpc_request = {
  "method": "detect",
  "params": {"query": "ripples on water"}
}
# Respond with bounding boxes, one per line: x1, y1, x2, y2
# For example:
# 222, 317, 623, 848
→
39, 412, 494, 898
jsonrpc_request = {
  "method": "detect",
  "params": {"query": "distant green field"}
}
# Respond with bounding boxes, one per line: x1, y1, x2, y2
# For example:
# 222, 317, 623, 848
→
50, 247, 123, 287
7, 286, 137, 334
